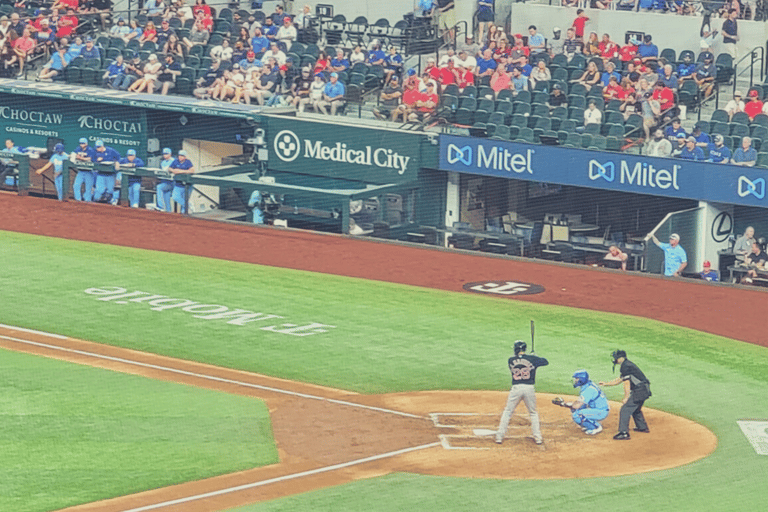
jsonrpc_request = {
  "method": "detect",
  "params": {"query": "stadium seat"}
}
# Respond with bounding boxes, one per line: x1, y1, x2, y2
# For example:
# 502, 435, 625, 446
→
559, 119, 577, 133
495, 101, 513, 121
584, 123, 601, 136
568, 107, 585, 121
751, 113, 768, 128
580, 133, 593, 148
569, 83, 587, 97
454, 108, 474, 126
513, 102, 531, 116
533, 80, 549, 92
461, 85, 477, 98
715, 53, 734, 84
695, 120, 711, 133
510, 113, 528, 128
527, 114, 541, 129
487, 111, 506, 127
710, 121, 729, 135
606, 136, 623, 152
605, 111, 625, 125
552, 106, 568, 120
567, 53, 586, 73
750, 124, 768, 141
496, 89, 513, 102
443, 83, 459, 97
565, 132, 582, 146
606, 123, 625, 139
478, 86, 494, 99
660, 48, 676, 64
552, 54, 568, 69
756, 152, 768, 168
590, 135, 608, 151
518, 127, 535, 143
624, 114, 643, 137
552, 67, 568, 83
533, 117, 552, 141
485, 123, 498, 138
459, 96, 477, 111
731, 111, 750, 126
494, 125, 512, 140
531, 103, 550, 118
730, 123, 750, 138
532, 91, 548, 105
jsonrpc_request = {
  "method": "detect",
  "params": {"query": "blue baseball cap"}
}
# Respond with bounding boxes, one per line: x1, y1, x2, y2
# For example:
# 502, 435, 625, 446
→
162, 147, 172, 154
54, 143, 65, 152
407, 68, 416, 76
79, 137, 88, 144
95, 140, 104, 147
330, 72, 338, 78
127, 149, 136, 156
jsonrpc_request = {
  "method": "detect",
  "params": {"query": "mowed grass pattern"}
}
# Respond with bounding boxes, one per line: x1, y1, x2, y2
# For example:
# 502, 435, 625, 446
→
2, 230, 768, 511
0, 350, 277, 512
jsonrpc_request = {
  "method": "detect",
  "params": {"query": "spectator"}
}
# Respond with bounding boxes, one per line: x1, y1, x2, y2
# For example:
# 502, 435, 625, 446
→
251, 27, 269, 54
128, 54, 162, 93
8, 12, 24, 37
124, 19, 144, 44
645, 128, 673, 157
367, 41, 386, 66
652, 80, 675, 121
349, 45, 366, 65
144, 0, 165, 16
529, 59, 551, 90
637, 34, 658, 65
298, 73, 325, 112
598, 33, 618, 64
707, 134, 732, 163
604, 245, 628, 271
140, 21, 157, 44
288, 66, 313, 108
677, 55, 697, 85
101, 54, 125, 87
409, 81, 438, 122
294, 4, 313, 31
184, 17, 210, 50
312, 49, 329, 75
424, 56, 440, 83
169, 150, 195, 214
734, 227, 756, 262
437, 59, 459, 91
548, 27, 563, 57
691, 52, 716, 98
548, 83, 568, 109
620, 91, 639, 120
618, 37, 638, 63
507, 37, 526, 66
583, 100, 602, 127
263, 42, 286, 66
741, 241, 767, 284
262, 17, 278, 42
9, 27, 34, 76
658, 65, 678, 91
691, 125, 711, 147
276, 17, 297, 51
250, 62, 280, 105
671, 133, 687, 157
458, 34, 481, 58
317, 71, 345, 115
164, 33, 186, 61
210, 38, 232, 61
156, 19, 175, 48
699, 12, 717, 54
583, 32, 599, 55
476, 0, 495, 44
157, 53, 182, 95
562, 28, 582, 59
493, 39, 510, 63
455, 50, 477, 70
677, 136, 704, 161
239, 50, 261, 71
193, 58, 222, 99
476, 48, 496, 78
649, 232, 687, 277
510, 66, 528, 92
78, 36, 100, 62
211, 63, 243, 101
373, 75, 402, 121
383, 46, 403, 85
456, 62, 475, 91
489, 64, 510, 95
110, 17, 130, 37
36, 44, 71, 81
393, 80, 420, 122
572, 60, 601, 91
234, 27, 252, 50
192, 0, 211, 18
603, 75, 622, 100
269, 4, 288, 25
57, 8, 78, 39
111, 53, 144, 90
699, 260, 719, 282
601, 61, 620, 87
731, 136, 757, 166
436, 0, 456, 44
725, 90, 745, 120
722, 9, 739, 60
572, 9, 589, 41
34, 143, 67, 201
527, 25, 545, 54
32, 18, 55, 56
744, 89, 764, 119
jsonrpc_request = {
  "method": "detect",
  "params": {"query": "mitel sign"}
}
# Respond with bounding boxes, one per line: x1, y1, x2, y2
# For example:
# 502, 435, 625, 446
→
588, 159, 680, 190
273, 128, 411, 174
446, 142, 534, 174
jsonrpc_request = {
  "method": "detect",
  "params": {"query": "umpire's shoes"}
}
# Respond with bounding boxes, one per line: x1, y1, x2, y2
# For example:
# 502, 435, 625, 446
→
495, 438, 503, 444
633, 427, 650, 433
613, 432, 631, 440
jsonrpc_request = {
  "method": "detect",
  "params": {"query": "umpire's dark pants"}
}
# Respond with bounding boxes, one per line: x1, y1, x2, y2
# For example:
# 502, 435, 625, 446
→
618, 393, 648, 432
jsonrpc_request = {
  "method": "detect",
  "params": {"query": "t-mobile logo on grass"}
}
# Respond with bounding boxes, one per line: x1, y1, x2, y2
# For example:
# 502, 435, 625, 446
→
84, 287, 335, 337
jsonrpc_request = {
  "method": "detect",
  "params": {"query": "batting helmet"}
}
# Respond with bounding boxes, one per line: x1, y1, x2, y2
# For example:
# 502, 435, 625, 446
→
572, 370, 589, 388
514, 340, 527, 355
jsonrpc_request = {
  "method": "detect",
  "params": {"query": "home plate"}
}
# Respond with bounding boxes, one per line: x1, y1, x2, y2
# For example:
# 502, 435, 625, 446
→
473, 428, 497, 436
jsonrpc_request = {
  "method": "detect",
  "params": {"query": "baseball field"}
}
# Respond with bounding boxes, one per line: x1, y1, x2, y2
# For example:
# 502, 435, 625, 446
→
1, 195, 766, 512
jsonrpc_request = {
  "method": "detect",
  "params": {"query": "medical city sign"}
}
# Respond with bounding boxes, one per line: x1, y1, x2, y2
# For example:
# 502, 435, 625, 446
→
265, 116, 425, 184
439, 134, 767, 208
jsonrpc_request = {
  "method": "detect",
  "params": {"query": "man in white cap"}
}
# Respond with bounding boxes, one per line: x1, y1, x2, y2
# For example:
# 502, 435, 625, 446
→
648, 233, 687, 277
725, 91, 745, 121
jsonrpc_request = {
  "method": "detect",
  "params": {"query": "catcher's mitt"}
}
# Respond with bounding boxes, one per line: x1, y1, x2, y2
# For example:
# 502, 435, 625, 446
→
552, 397, 565, 406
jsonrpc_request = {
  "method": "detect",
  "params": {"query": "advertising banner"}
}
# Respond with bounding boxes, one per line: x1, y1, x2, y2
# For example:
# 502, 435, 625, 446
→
439, 134, 768, 209
265, 116, 431, 184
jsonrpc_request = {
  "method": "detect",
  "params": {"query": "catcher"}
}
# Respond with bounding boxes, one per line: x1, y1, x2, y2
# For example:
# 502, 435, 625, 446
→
552, 370, 610, 435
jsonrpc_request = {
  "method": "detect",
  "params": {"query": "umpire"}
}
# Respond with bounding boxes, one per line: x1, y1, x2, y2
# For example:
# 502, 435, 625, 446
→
599, 350, 651, 440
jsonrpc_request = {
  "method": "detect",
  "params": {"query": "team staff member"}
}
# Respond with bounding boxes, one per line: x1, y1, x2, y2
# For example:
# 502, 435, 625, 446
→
114, 149, 146, 208
496, 340, 548, 445
71, 137, 96, 201
35, 143, 68, 200
156, 147, 175, 212
91, 140, 121, 202
599, 350, 651, 440
649, 232, 687, 277
169, 150, 195, 214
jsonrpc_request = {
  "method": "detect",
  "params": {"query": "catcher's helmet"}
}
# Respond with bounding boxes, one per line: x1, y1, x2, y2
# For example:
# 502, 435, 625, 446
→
514, 340, 527, 355
572, 370, 589, 387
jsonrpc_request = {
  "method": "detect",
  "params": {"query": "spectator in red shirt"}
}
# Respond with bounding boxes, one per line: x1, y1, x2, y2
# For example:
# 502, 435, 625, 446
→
490, 65, 511, 96
394, 80, 421, 122
410, 82, 439, 122
456, 63, 475, 91
438, 60, 459, 91
10, 27, 34, 76
192, 0, 211, 18
744, 89, 764, 120
572, 9, 589, 40
599, 34, 618, 64
652, 80, 675, 121
493, 39, 511, 63
618, 38, 638, 62
425, 56, 441, 82
604, 75, 623, 100
57, 7, 78, 38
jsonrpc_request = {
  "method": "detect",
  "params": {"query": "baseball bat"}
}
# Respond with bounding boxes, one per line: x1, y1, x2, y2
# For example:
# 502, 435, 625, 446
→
530, 320, 535, 353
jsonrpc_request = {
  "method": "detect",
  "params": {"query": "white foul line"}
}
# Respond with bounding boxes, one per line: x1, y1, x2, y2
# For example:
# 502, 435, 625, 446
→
0, 323, 68, 339
120, 442, 441, 512
0, 333, 424, 419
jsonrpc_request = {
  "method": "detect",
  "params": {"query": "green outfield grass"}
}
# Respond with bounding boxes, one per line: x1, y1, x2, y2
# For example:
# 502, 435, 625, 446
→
2, 230, 767, 512
0, 350, 277, 512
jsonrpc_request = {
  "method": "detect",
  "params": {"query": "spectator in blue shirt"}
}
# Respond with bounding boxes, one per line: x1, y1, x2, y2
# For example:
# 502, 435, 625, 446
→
262, 17, 279, 41
601, 61, 621, 87
691, 125, 711, 147
251, 27, 270, 54
368, 42, 386, 65
732, 136, 757, 166
676, 54, 697, 82
518, 55, 532, 77
677, 136, 704, 161
664, 118, 686, 141
79, 36, 101, 62
476, 48, 496, 77
707, 134, 732, 163
510, 66, 528, 92
101, 55, 125, 87
649, 232, 687, 277
658, 64, 678, 90
527, 25, 545, 54
317, 72, 346, 115
330, 49, 350, 73
37, 45, 72, 81
637, 35, 658, 64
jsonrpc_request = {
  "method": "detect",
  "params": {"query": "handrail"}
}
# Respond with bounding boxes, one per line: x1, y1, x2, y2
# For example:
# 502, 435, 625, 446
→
732, 46, 765, 97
